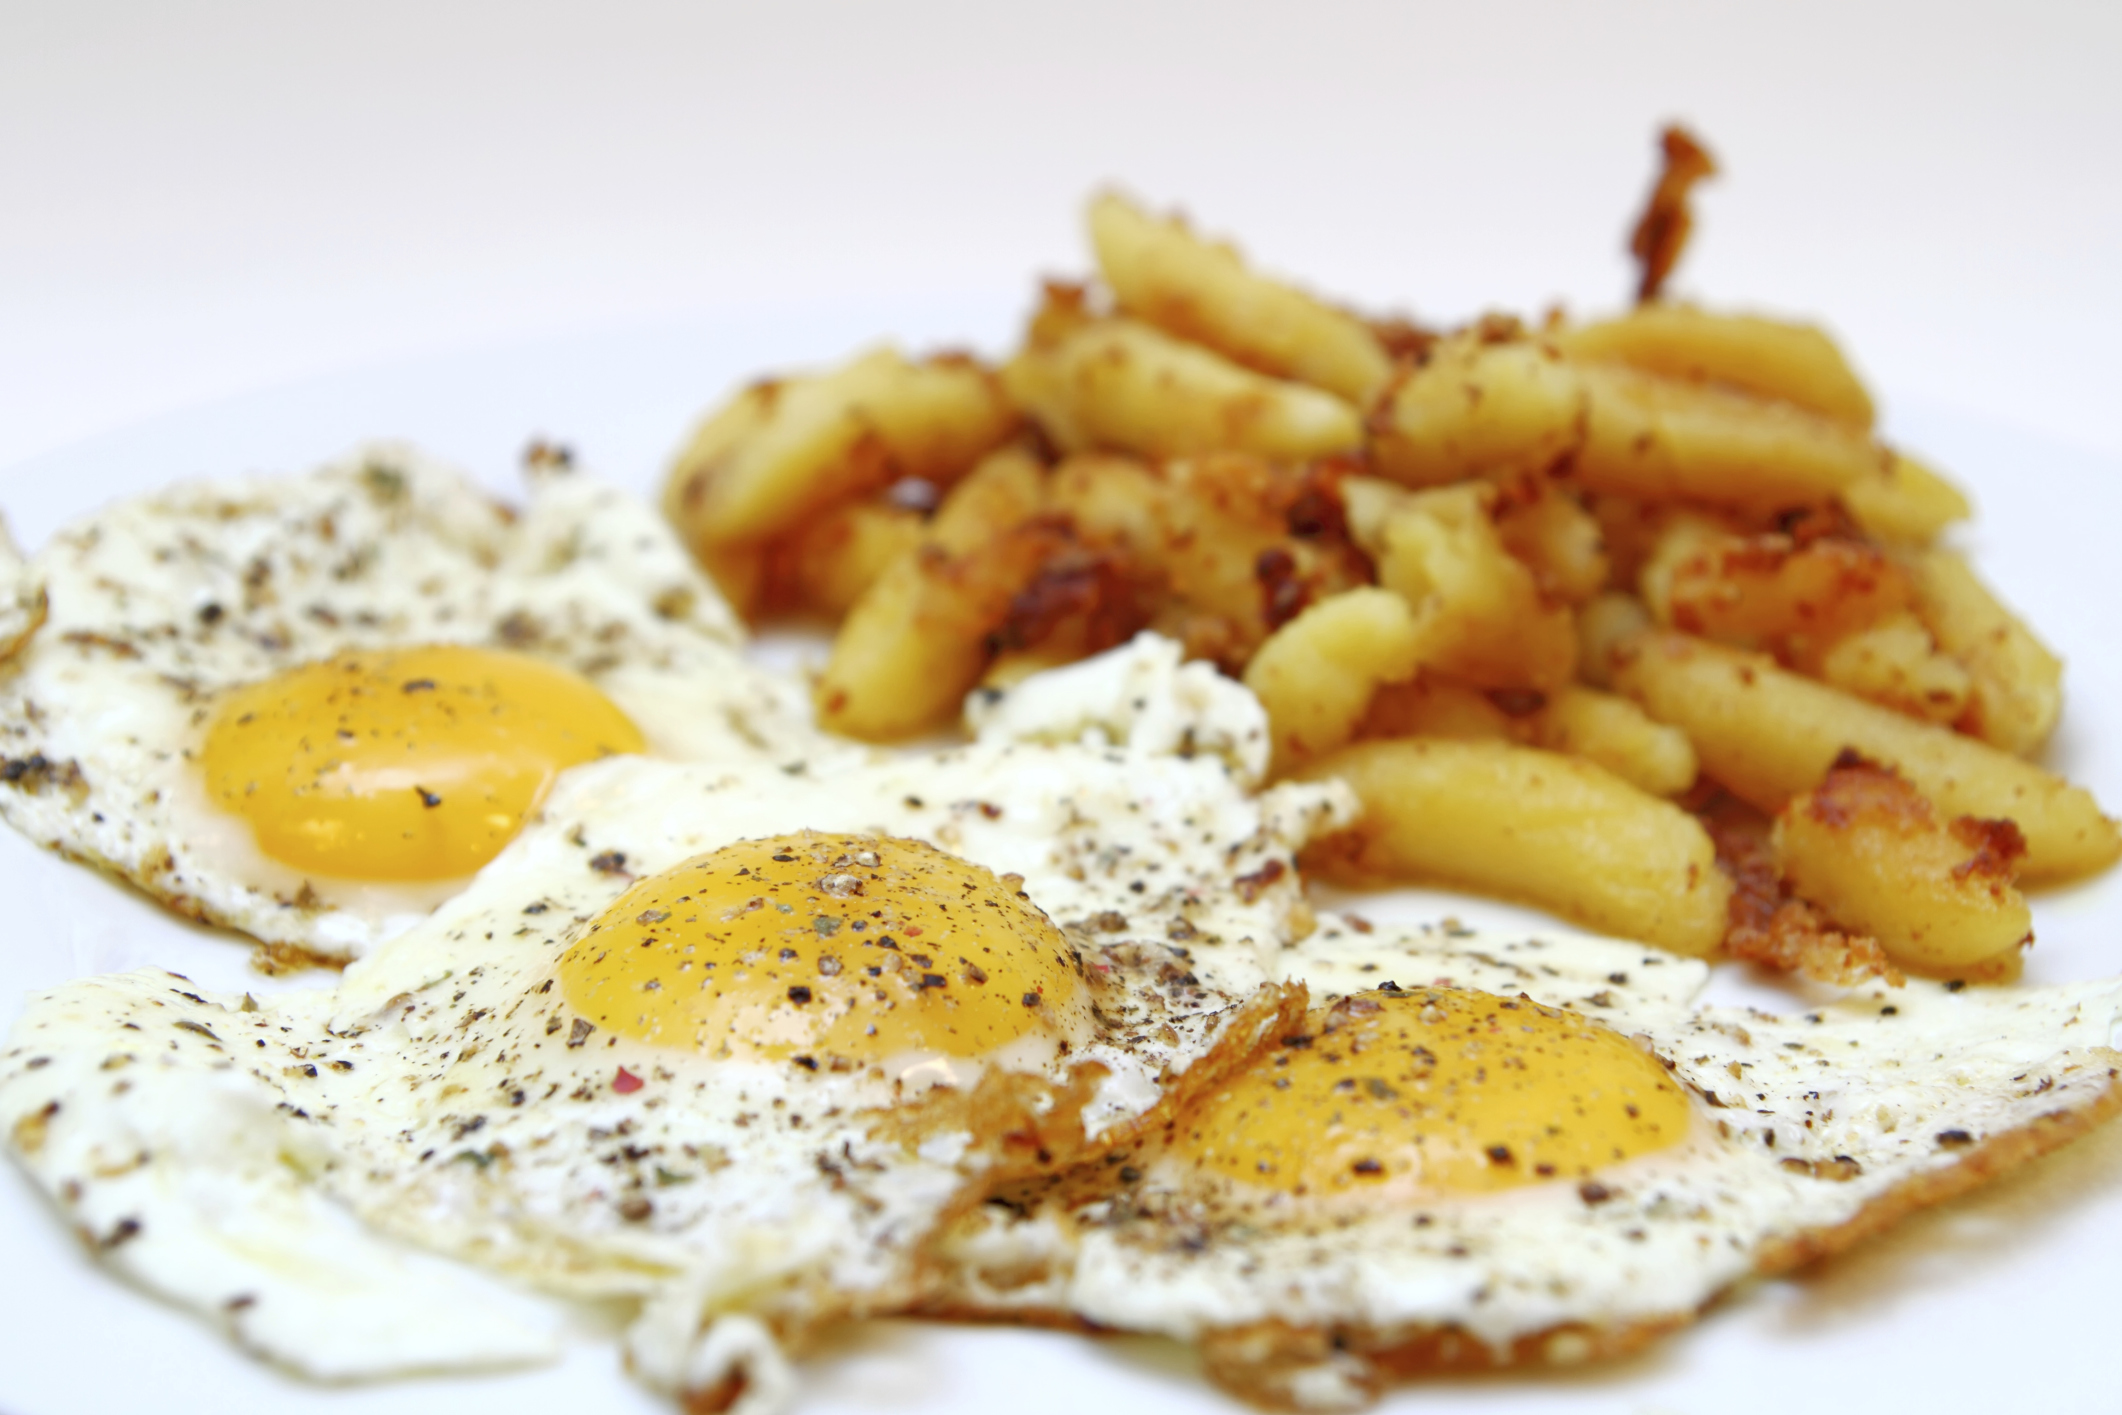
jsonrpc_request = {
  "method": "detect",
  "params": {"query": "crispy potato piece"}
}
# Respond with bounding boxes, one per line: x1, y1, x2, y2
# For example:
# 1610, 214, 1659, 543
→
1367, 330, 1586, 487
666, 346, 1016, 552
1554, 305, 1874, 429
1088, 191, 1392, 405
1573, 363, 1879, 509
1492, 478, 1609, 604
1576, 590, 1653, 689
1702, 793, 1902, 986
1611, 631, 2119, 881
1638, 516, 1913, 659
1814, 612, 1971, 724
1773, 754, 2032, 974
1528, 685, 1697, 796
1297, 738, 1731, 956
815, 449, 1062, 740
1356, 673, 1514, 743
1004, 311, 1362, 462
1628, 124, 1718, 304
1342, 477, 1576, 690
1840, 450, 1972, 545
1052, 452, 1369, 670
1908, 547, 2064, 756
1245, 588, 1424, 770
768, 497, 926, 617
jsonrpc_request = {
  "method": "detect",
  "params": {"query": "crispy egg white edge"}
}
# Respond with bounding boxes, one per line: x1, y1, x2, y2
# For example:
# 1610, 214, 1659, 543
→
0, 636, 1352, 1384
0, 443, 820, 959
936, 924, 2122, 1357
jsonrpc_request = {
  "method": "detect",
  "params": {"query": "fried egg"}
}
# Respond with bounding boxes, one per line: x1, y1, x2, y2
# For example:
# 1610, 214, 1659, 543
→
0, 637, 1351, 1404
0, 443, 818, 963
926, 920, 2122, 1410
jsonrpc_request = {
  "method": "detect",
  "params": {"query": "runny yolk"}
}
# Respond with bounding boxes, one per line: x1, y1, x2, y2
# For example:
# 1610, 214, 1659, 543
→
201, 645, 644, 881
1176, 988, 1690, 1196
555, 832, 1091, 1064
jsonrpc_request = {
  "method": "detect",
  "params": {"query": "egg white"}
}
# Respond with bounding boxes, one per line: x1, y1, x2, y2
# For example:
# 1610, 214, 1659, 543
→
927, 920, 2122, 1409
0, 443, 818, 962
0, 637, 1352, 1398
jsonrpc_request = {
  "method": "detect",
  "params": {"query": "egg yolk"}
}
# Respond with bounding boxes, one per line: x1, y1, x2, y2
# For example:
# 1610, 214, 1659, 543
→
201, 645, 644, 881
1176, 987, 1690, 1196
556, 832, 1091, 1063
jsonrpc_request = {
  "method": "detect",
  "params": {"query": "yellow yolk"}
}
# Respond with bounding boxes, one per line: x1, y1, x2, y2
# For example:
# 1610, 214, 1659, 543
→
201, 645, 644, 881
1177, 988, 1690, 1196
556, 832, 1092, 1064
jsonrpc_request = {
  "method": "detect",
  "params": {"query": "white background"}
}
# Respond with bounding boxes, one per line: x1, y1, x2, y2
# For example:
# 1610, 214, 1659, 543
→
5, 4, 2122, 1415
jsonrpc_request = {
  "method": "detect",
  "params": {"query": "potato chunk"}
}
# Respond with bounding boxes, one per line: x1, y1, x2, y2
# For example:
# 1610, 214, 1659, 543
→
1297, 738, 1731, 956
1004, 310, 1362, 462
1573, 363, 1878, 509
1611, 631, 2118, 881
1528, 685, 1698, 797
1367, 331, 1586, 487
1342, 477, 1576, 690
814, 449, 1061, 740
1773, 753, 2032, 974
1244, 588, 1424, 770
666, 347, 1016, 553
1840, 450, 1971, 545
1908, 547, 2064, 756
1554, 305, 1875, 430
1089, 191, 1392, 405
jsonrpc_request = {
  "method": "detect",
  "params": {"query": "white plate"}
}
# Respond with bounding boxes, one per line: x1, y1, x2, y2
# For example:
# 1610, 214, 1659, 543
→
4, 310, 2122, 1415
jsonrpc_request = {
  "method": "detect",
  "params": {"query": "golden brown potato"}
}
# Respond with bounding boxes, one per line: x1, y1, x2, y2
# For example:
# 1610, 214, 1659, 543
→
1813, 612, 1972, 725
1840, 450, 1972, 545
1367, 330, 1586, 487
1003, 312, 1363, 462
1573, 363, 1879, 509
1575, 590, 1654, 689
1553, 305, 1875, 429
815, 449, 1061, 740
1492, 478, 1610, 605
1611, 631, 2119, 881
1528, 685, 1698, 796
1297, 738, 1731, 956
665, 346, 1016, 553
1088, 191, 1392, 405
1244, 588, 1424, 771
1356, 673, 1514, 743
1342, 477, 1576, 691
1773, 753, 2032, 974
769, 498, 926, 617
1907, 547, 2064, 756
1638, 516, 1913, 660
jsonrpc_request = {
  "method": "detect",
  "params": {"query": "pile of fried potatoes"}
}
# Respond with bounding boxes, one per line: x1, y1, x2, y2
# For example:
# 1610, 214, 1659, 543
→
659, 178, 2120, 985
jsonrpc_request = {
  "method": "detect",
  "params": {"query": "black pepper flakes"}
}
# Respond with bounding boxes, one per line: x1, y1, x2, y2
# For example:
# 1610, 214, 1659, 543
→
787, 986, 813, 1005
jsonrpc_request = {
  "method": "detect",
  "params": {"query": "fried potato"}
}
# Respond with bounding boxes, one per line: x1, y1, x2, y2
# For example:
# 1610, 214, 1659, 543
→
768, 497, 926, 617
1003, 309, 1362, 462
1773, 754, 2032, 974
1907, 547, 2064, 756
1554, 305, 1875, 429
1576, 590, 1654, 689
1573, 363, 1879, 509
1367, 329, 1586, 487
1638, 516, 1914, 659
1528, 685, 1698, 797
1813, 612, 1972, 725
1355, 673, 1514, 743
1492, 478, 1610, 604
666, 346, 1016, 553
1840, 450, 1972, 545
1611, 631, 2119, 880
1297, 738, 1731, 956
1088, 191, 1392, 405
815, 449, 1062, 740
1245, 588, 1424, 770
1342, 477, 1576, 691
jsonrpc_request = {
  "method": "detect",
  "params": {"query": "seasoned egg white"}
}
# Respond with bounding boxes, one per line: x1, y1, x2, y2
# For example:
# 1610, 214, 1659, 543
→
0, 443, 818, 963
0, 638, 1352, 1402
928, 920, 2122, 1410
